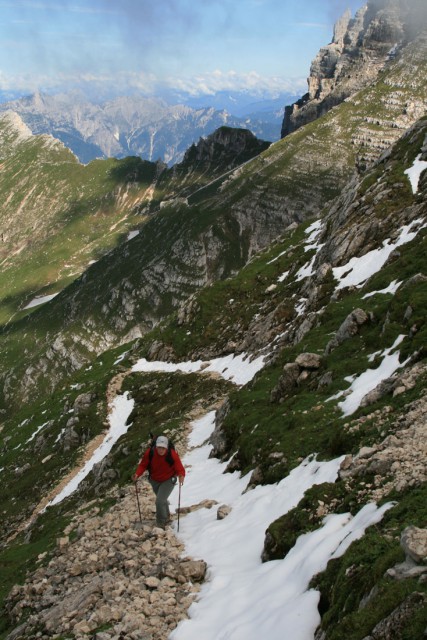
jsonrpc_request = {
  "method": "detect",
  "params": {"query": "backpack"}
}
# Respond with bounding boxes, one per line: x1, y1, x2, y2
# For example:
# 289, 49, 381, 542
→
147, 433, 175, 476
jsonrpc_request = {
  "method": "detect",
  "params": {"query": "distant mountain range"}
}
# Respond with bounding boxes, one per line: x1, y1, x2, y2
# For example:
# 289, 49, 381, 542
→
0, 90, 296, 165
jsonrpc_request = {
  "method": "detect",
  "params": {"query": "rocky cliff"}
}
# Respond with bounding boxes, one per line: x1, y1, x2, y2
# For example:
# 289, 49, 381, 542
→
281, 0, 427, 140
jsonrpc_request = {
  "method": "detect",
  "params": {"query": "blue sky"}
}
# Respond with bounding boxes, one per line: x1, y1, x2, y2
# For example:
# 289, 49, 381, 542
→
0, 0, 364, 99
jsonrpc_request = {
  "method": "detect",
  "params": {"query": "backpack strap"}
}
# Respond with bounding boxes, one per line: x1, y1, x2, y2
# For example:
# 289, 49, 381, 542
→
147, 440, 156, 477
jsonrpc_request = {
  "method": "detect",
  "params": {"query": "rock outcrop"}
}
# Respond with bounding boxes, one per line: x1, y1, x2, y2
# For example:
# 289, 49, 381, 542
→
338, 380, 427, 500
181, 126, 270, 169
281, 0, 427, 139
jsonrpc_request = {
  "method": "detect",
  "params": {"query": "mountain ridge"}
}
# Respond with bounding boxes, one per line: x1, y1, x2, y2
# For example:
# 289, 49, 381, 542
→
0, 91, 282, 166
1, 23, 426, 413
0, 1, 426, 638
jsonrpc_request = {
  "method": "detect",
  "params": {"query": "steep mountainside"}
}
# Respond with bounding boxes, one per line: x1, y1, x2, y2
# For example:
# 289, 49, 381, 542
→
0, 110, 160, 326
0, 117, 267, 329
0, 112, 425, 639
282, 0, 427, 139
0, 1, 426, 637
1, 18, 426, 414
0, 92, 278, 166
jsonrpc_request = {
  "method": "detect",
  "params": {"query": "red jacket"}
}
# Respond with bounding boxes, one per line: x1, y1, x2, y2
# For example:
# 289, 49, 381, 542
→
135, 447, 185, 482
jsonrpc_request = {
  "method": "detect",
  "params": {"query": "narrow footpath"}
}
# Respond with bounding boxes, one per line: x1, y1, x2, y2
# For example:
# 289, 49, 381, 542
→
6, 466, 208, 639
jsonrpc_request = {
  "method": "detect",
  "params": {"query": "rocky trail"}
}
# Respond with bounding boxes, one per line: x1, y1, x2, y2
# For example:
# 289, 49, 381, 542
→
4, 364, 227, 640
5, 475, 208, 640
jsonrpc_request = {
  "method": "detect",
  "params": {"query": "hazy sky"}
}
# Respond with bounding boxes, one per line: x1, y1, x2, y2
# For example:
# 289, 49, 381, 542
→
0, 0, 364, 98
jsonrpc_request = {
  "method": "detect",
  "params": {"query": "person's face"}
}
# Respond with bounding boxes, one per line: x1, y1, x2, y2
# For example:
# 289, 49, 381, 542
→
157, 446, 167, 456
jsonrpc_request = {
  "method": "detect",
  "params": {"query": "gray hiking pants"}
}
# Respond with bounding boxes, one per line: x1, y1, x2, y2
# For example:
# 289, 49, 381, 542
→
149, 477, 176, 526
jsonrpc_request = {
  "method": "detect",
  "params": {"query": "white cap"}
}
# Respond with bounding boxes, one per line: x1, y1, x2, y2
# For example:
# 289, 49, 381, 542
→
156, 436, 168, 449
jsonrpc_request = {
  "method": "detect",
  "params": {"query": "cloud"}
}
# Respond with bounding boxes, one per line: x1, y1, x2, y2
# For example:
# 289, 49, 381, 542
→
0, 66, 307, 101
162, 70, 307, 97
0, 68, 158, 96
0, 0, 361, 100
0, 1, 119, 13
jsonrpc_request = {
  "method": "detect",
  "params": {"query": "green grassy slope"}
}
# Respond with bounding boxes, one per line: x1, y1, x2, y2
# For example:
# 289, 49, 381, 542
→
0, 109, 426, 639
0, 113, 160, 326
2, 34, 426, 416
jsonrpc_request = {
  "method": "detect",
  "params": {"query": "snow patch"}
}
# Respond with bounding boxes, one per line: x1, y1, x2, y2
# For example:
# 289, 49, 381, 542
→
278, 270, 289, 282
132, 352, 266, 386
304, 219, 323, 251
333, 219, 424, 291
27, 421, 50, 444
23, 293, 59, 309
296, 254, 316, 281
404, 154, 427, 193
362, 279, 402, 299
267, 249, 287, 264
168, 412, 392, 640
46, 393, 134, 507
328, 335, 408, 416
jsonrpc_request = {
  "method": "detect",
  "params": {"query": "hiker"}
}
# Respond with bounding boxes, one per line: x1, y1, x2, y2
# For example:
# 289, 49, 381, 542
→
132, 435, 185, 529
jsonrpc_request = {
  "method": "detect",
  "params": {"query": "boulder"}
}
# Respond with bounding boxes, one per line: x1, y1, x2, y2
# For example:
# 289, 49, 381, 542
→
217, 505, 232, 520
179, 560, 207, 582
401, 526, 427, 564
270, 363, 300, 402
73, 392, 95, 415
324, 308, 369, 354
295, 352, 322, 369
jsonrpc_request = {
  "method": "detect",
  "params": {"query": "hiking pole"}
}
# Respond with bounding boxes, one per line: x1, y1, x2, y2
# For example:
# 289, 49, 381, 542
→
177, 482, 182, 532
134, 480, 143, 524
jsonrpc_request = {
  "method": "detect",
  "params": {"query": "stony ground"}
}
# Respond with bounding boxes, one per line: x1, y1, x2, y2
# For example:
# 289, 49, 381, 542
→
339, 364, 427, 503
4, 367, 427, 639
5, 481, 207, 640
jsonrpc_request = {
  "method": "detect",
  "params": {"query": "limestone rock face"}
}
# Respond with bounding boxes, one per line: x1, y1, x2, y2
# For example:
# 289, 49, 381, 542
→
325, 309, 369, 355
281, 0, 427, 138
401, 526, 427, 564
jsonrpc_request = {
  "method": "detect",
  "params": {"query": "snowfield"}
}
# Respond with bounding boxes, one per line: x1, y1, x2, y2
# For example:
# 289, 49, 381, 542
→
168, 412, 392, 640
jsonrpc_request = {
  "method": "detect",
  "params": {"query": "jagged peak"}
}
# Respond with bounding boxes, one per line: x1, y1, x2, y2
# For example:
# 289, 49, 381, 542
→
195, 125, 264, 149
332, 7, 353, 45
281, 0, 427, 138
182, 125, 269, 165
0, 109, 33, 143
